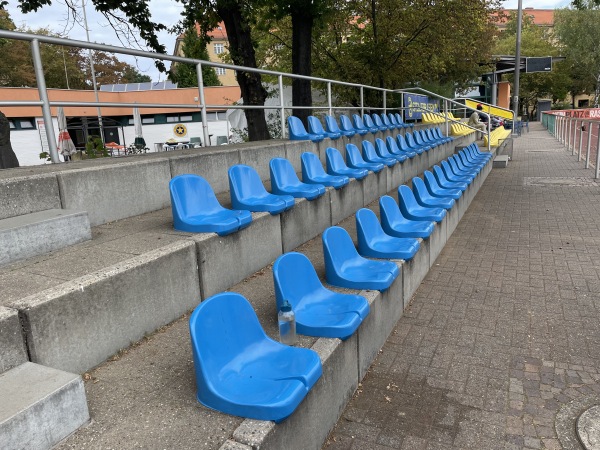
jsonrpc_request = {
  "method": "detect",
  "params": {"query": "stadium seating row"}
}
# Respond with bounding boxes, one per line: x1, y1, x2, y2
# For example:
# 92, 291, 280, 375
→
187, 142, 492, 422
483, 125, 512, 147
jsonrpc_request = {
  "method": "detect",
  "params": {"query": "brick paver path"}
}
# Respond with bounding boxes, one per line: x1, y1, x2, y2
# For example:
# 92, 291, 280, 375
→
324, 124, 600, 450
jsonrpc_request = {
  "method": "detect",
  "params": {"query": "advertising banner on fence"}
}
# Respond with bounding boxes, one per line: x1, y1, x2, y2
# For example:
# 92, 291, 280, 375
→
552, 108, 600, 119
404, 93, 439, 121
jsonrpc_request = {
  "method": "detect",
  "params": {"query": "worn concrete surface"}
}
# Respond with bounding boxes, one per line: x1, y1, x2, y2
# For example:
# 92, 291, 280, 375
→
577, 405, 600, 449
0, 307, 27, 373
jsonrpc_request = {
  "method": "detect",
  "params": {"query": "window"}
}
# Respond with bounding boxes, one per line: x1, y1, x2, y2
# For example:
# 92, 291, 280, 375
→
214, 43, 224, 54
180, 115, 193, 122
9, 121, 15, 129
578, 99, 590, 108
166, 116, 180, 123
142, 117, 155, 124
19, 120, 34, 129
216, 67, 226, 76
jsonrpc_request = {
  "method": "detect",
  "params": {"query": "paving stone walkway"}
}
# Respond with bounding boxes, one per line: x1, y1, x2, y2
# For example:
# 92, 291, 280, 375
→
324, 123, 600, 450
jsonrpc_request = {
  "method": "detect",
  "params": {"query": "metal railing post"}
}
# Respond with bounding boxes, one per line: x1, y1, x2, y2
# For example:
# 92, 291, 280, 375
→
195, 62, 210, 147
279, 75, 285, 139
383, 91, 387, 115
567, 119, 572, 150
444, 99, 449, 137
327, 82, 332, 117
572, 119, 576, 155
586, 121, 592, 168
360, 86, 364, 117
578, 121, 584, 161
31, 39, 60, 163
596, 123, 600, 179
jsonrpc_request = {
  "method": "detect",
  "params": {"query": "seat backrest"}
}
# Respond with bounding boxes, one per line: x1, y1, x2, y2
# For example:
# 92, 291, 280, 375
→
424, 170, 442, 191
325, 115, 342, 133
323, 226, 361, 269
346, 143, 366, 165
381, 114, 392, 128
394, 113, 405, 125
396, 134, 411, 152
375, 138, 392, 158
340, 115, 356, 132
270, 157, 301, 187
356, 208, 387, 245
379, 195, 409, 229
363, 114, 376, 129
228, 164, 270, 199
388, 113, 399, 127
372, 114, 384, 128
273, 252, 325, 311
326, 147, 348, 172
412, 177, 430, 199
386, 136, 401, 154
190, 292, 268, 377
308, 116, 326, 135
398, 184, 420, 210
301, 152, 327, 179
170, 174, 223, 219
362, 140, 380, 160
405, 132, 418, 148
288, 116, 309, 139
352, 114, 367, 131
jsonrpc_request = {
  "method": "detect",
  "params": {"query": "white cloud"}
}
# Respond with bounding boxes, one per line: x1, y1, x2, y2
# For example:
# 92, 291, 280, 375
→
502, 0, 571, 9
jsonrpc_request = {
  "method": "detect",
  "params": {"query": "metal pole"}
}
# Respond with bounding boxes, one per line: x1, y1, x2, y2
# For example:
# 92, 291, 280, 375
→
82, 0, 104, 144
360, 86, 364, 117
195, 63, 210, 147
31, 39, 60, 163
444, 99, 449, 137
327, 82, 332, 117
586, 121, 592, 168
578, 122, 584, 161
572, 119, 576, 155
279, 75, 285, 139
513, 0, 523, 136
595, 123, 600, 179
383, 91, 387, 116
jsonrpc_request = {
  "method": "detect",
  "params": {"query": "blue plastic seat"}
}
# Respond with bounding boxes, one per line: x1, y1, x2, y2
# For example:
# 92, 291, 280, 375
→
426, 128, 446, 145
270, 158, 326, 200
434, 127, 454, 142
433, 165, 469, 190
288, 116, 325, 142
301, 152, 349, 189
399, 133, 424, 155
308, 116, 340, 140
440, 160, 473, 184
273, 252, 370, 340
346, 144, 385, 173
466, 144, 492, 161
322, 226, 399, 291
229, 165, 295, 214
423, 170, 462, 200
381, 113, 397, 130
325, 147, 369, 180
412, 177, 455, 210
170, 174, 252, 235
457, 150, 485, 170
390, 136, 417, 159
462, 146, 489, 165
351, 114, 372, 135
376, 138, 407, 163
397, 185, 446, 222
448, 156, 478, 178
340, 115, 360, 136
395, 113, 414, 129
372, 113, 391, 131
363, 114, 384, 132
326, 115, 355, 138
421, 129, 442, 147
415, 130, 438, 149
405, 132, 430, 152
190, 292, 322, 422
356, 208, 420, 260
362, 140, 396, 167
379, 195, 435, 239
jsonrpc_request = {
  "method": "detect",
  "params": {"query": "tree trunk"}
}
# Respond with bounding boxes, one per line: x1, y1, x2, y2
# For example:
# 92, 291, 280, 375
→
0, 111, 19, 169
216, 2, 271, 141
291, 6, 313, 126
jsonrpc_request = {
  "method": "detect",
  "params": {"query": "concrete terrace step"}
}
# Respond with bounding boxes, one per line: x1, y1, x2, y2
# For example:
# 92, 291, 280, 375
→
0, 208, 91, 266
0, 362, 89, 450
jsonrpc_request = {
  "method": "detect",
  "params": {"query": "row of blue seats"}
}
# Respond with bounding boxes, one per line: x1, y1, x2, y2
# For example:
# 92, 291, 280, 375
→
188, 143, 492, 423
169, 128, 454, 236
289, 112, 415, 142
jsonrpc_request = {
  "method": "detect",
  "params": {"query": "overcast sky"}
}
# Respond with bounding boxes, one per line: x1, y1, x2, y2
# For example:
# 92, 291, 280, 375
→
5, 0, 572, 82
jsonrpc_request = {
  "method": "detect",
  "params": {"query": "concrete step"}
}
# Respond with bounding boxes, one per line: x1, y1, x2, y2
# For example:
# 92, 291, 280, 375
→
0, 209, 91, 266
0, 307, 28, 373
0, 362, 89, 450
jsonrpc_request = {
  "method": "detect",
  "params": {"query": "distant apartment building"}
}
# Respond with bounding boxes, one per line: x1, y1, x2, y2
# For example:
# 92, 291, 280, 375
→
173, 22, 239, 87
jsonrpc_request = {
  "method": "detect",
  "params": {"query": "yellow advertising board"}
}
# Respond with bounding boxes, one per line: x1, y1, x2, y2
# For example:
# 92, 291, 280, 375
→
464, 100, 514, 120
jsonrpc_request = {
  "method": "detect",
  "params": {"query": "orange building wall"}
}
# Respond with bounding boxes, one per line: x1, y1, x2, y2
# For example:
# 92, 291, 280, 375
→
497, 81, 511, 110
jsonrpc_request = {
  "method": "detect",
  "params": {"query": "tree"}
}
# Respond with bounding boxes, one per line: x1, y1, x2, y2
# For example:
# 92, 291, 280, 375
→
169, 27, 220, 88
554, 5, 600, 107
122, 66, 151, 83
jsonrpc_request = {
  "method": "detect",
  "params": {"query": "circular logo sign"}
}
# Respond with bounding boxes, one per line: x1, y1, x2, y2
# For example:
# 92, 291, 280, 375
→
174, 124, 187, 137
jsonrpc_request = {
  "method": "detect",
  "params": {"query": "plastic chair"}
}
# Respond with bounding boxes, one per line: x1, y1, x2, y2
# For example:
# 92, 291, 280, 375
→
379, 195, 435, 239
448, 156, 478, 177
346, 144, 385, 173
376, 138, 407, 163
189, 292, 322, 422
395, 113, 414, 129
355, 208, 420, 260
381, 114, 397, 130
432, 165, 469, 190
411, 177, 455, 210
363, 114, 384, 133
273, 252, 370, 340
414, 130, 437, 148
322, 226, 399, 291
288, 116, 325, 142
423, 171, 462, 200
351, 114, 371, 135
270, 158, 326, 200
441, 160, 474, 184
362, 140, 396, 167
434, 127, 454, 143
372, 113, 391, 131
170, 174, 252, 235
397, 185, 446, 222
389, 113, 406, 129
457, 150, 485, 170
301, 152, 349, 189
425, 128, 444, 145
389, 136, 417, 159
325, 147, 369, 180
405, 132, 430, 152
228, 165, 295, 214
340, 115, 360, 136
326, 115, 355, 138
308, 116, 341, 140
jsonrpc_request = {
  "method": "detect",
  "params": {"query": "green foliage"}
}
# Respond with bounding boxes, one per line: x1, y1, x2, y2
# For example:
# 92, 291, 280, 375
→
169, 27, 221, 88
122, 66, 152, 83
84, 135, 109, 158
